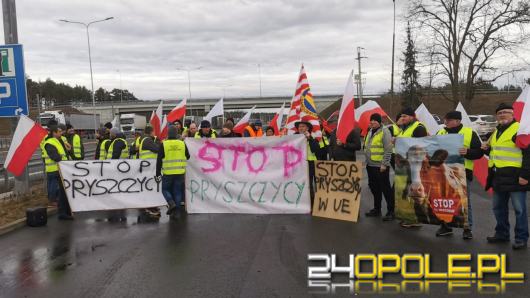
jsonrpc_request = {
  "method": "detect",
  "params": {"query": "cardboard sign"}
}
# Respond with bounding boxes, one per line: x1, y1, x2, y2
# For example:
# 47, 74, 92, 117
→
184, 135, 311, 214
59, 159, 167, 212
312, 160, 362, 222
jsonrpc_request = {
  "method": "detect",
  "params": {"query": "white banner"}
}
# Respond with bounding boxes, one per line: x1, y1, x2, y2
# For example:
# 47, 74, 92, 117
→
59, 159, 167, 212
185, 135, 311, 213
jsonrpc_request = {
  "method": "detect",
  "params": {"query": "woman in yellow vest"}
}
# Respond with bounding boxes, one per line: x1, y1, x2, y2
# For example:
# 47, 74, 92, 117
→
156, 126, 190, 219
364, 113, 395, 221
43, 125, 73, 220
435, 111, 483, 239
482, 103, 529, 250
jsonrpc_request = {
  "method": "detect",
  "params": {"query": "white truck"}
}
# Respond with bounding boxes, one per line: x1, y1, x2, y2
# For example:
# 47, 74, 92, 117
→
40, 110, 100, 138
120, 113, 147, 135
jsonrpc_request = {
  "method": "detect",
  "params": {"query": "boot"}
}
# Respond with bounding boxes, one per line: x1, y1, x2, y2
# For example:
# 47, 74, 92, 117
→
167, 201, 177, 215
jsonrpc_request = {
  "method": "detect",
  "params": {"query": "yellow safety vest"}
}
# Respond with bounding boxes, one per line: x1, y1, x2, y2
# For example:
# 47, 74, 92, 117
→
194, 131, 217, 139
488, 122, 522, 168
365, 129, 384, 162
61, 136, 70, 147
130, 137, 142, 159
307, 142, 317, 161
162, 139, 187, 175
139, 137, 158, 159
392, 124, 401, 137
99, 139, 110, 160
397, 121, 423, 138
106, 138, 129, 159
71, 134, 82, 159
40, 137, 48, 161
437, 126, 474, 170
44, 137, 68, 173
319, 135, 328, 149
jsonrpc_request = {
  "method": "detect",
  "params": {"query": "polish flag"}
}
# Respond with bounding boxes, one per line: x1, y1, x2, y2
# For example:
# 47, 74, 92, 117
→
354, 100, 387, 136
515, 85, 530, 148
4, 115, 48, 176
159, 115, 168, 140
167, 98, 186, 123
203, 98, 224, 124
415, 103, 440, 135
233, 106, 256, 134
336, 72, 357, 143
150, 101, 163, 136
269, 102, 286, 136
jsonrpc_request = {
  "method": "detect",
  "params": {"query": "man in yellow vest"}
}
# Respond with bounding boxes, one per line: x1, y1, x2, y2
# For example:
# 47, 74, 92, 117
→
244, 119, 264, 137
395, 107, 428, 228
129, 130, 142, 159
58, 124, 72, 153
65, 124, 84, 160
364, 113, 395, 221
195, 120, 217, 138
295, 121, 320, 206
107, 128, 129, 160
44, 125, 72, 220
95, 128, 111, 160
156, 126, 190, 219
184, 122, 198, 139
482, 103, 529, 249
138, 126, 162, 218
436, 111, 483, 239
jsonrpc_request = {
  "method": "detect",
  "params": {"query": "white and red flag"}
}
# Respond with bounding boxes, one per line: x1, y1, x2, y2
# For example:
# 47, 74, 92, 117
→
159, 115, 168, 140
354, 100, 387, 136
285, 65, 309, 134
336, 72, 356, 143
4, 115, 48, 176
150, 100, 163, 136
167, 98, 186, 123
233, 106, 256, 134
269, 102, 286, 136
515, 85, 530, 148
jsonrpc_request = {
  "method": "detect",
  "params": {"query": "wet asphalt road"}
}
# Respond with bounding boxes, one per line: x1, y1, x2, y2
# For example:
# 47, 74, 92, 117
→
0, 174, 529, 297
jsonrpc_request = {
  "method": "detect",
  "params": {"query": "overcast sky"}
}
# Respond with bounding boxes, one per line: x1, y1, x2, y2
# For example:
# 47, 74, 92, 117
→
2, 0, 529, 101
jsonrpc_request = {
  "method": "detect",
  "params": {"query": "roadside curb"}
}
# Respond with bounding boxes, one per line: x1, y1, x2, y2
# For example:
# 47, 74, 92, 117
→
0, 207, 57, 236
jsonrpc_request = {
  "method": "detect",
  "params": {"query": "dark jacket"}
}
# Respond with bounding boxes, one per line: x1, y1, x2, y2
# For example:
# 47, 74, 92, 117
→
441, 124, 484, 181
110, 133, 128, 160
220, 131, 241, 138
156, 139, 190, 176
139, 136, 160, 156
44, 136, 68, 162
328, 128, 361, 161
95, 138, 111, 160
485, 120, 530, 192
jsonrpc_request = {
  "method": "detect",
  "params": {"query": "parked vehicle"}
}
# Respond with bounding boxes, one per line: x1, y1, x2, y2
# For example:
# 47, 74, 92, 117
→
120, 113, 147, 135
469, 114, 497, 139
40, 110, 100, 138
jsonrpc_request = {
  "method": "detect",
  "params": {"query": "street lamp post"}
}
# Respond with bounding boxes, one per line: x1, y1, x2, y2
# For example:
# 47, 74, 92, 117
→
390, 0, 396, 116
117, 69, 123, 102
177, 66, 202, 100
59, 17, 114, 131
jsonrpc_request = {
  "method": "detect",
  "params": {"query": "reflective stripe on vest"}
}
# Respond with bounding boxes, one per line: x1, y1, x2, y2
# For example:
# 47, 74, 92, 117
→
319, 136, 328, 148
107, 138, 129, 159
44, 138, 68, 173
365, 129, 384, 162
72, 134, 82, 159
392, 124, 401, 136
139, 137, 157, 159
489, 122, 522, 168
162, 139, 187, 175
437, 126, 474, 170
245, 126, 263, 137
397, 121, 423, 138
307, 142, 317, 161
99, 139, 110, 160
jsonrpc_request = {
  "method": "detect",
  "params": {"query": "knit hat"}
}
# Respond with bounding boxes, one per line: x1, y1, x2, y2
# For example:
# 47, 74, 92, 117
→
104, 122, 113, 129
200, 120, 211, 128
110, 127, 120, 135
370, 113, 382, 123
65, 123, 73, 130
444, 111, 462, 120
168, 125, 178, 139
400, 107, 415, 117
495, 103, 513, 113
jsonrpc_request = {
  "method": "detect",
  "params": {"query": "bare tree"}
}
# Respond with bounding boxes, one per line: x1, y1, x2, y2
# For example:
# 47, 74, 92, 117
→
409, 0, 530, 109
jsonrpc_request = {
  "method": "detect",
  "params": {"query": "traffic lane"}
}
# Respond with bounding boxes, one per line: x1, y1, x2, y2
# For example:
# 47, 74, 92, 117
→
0, 180, 528, 297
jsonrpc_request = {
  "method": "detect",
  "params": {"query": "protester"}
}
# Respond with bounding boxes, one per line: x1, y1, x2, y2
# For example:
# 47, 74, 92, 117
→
265, 126, 275, 137
156, 126, 190, 219
58, 123, 72, 152
482, 103, 530, 249
295, 121, 320, 205
364, 113, 394, 221
328, 127, 361, 161
139, 126, 161, 218
395, 107, 428, 228
387, 114, 402, 137
65, 123, 84, 160
129, 130, 142, 159
43, 125, 72, 220
244, 119, 263, 137
95, 128, 111, 160
225, 118, 242, 137
195, 120, 217, 138
184, 122, 198, 138
174, 119, 185, 136
436, 110, 483, 239
106, 128, 128, 221
220, 122, 240, 138
317, 126, 329, 160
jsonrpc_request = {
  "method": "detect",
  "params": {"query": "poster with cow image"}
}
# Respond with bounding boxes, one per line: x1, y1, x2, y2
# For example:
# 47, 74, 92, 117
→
59, 159, 168, 212
394, 135, 469, 227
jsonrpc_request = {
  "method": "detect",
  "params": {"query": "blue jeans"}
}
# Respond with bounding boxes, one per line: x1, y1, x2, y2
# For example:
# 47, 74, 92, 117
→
47, 172, 59, 203
493, 191, 529, 243
162, 175, 184, 207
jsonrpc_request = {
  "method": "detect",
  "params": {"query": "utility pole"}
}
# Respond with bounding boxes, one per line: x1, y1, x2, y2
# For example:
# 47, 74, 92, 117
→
390, 0, 396, 116
356, 47, 367, 105
3, 0, 29, 194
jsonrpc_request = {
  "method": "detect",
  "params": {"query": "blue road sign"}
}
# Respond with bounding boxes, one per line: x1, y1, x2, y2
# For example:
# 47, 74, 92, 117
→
0, 44, 28, 117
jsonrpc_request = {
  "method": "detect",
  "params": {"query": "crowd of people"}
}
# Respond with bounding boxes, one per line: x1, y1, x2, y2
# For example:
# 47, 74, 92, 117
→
40, 102, 530, 249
